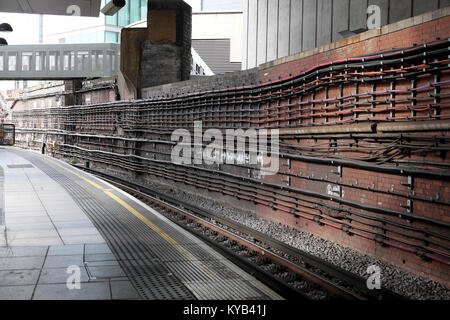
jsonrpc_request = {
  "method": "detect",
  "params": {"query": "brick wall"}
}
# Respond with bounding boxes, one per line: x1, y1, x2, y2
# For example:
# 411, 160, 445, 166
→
251, 9, 450, 286
141, 68, 258, 99
259, 8, 450, 82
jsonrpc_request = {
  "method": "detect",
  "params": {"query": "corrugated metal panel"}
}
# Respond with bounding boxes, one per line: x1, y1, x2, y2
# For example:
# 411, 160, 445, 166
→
192, 39, 242, 74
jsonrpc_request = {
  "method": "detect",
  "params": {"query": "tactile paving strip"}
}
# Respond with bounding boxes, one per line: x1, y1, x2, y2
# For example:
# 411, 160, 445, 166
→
142, 243, 225, 262
13, 152, 195, 300
12, 150, 281, 300
184, 279, 272, 300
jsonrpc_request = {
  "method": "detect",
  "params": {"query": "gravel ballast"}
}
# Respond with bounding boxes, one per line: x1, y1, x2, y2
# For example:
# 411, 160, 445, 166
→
149, 182, 450, 300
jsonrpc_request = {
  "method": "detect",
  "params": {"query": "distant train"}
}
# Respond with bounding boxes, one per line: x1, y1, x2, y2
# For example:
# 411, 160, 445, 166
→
0, 123, 15, 146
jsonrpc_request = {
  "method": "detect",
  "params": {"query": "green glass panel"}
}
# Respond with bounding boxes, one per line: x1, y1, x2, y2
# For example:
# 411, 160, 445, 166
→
106, 13, 118, 26
103, 0, 116, 25
140, 0, 148, 20
118, 0, 130, 27
105, 31, 119, 43
130, 0, 141, 24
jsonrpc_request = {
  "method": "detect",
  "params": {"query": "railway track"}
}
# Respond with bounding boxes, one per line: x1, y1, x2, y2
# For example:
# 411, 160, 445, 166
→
77, 165, 404, 301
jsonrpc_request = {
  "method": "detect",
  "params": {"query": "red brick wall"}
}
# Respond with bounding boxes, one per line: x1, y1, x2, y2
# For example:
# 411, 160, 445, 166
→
259, 16, 450, 82
82, 89, 116, 105
255, 14, 450, 287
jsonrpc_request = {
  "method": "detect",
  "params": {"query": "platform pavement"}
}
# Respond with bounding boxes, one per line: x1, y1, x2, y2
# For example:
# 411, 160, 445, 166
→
0, 147, 283, 301
0, 148, 140, 300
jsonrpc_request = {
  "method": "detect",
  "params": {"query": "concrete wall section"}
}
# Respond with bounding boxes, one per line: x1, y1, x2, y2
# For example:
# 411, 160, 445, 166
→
332, 0, 349, 43
413, 0, 438, 16
302, 0, 317, 51
247, 0, 259, 69
349, 0, 367, 32
257, 0, 268, 66
316, 0, 332, 47
266, 0, 279, 63
289, 0, 303, 55
389, 0, 412, 23
242, 0, 249, 70
278, 0, 291, 58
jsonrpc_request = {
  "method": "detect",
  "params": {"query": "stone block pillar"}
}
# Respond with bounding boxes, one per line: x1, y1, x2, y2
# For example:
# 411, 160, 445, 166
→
118, 0, 192, 99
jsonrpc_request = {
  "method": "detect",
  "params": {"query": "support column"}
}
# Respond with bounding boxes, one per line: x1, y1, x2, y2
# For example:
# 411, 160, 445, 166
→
118, 0, 192, 99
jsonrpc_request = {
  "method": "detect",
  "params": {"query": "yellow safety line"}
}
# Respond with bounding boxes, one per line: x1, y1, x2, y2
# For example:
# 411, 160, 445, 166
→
105, 189, 218, 280
105, 190, 179, 246
53, 162, 103, 190
55, 161, 219, 280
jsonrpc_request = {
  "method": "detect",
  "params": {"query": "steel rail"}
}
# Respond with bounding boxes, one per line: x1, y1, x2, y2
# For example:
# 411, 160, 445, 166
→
78, 165, 405, 300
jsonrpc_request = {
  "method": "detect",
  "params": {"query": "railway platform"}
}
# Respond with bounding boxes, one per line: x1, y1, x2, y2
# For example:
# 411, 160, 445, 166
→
0, 147, 282, 300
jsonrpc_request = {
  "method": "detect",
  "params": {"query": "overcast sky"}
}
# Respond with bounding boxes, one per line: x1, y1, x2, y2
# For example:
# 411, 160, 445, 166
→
0, 12, 41, 45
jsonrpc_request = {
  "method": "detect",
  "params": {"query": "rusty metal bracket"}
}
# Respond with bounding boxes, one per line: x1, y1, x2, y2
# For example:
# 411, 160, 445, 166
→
374, 234, 388, 247
340, 223, 353, 236
313, 215, 324, 226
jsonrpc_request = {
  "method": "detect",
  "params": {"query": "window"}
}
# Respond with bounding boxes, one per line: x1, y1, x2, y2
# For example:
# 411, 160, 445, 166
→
49, 51, 60, 71
105, 31, 119, 43
35, 52, 46, 71
105, 0, 145, 26
104, 0, 118, 26
106, 13, 118, 26
8, 53, 17, 71
106, 50, 116, 73
92, 50, 104, 71
118, 0, 130, 26
22, 52, 33, 71
0, 53, 4, 71
105, 52, 111, 73
63, 51, 75, 71
77, 51, 89, 71
130, 0, 141, 24
140, 0, 147, 20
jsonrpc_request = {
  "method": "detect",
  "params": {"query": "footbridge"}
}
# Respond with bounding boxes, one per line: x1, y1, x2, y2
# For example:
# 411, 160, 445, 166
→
0, 43, 120, 80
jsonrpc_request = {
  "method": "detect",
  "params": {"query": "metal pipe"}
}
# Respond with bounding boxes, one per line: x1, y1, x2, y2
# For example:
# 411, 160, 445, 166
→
278, 123, 376, 135
378, 120, 450, 132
